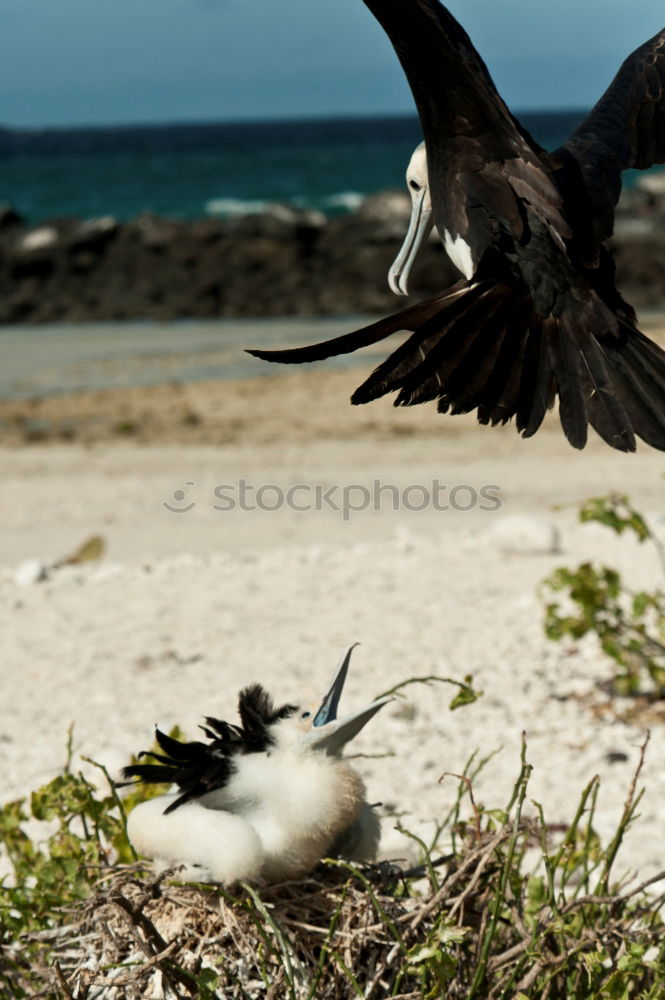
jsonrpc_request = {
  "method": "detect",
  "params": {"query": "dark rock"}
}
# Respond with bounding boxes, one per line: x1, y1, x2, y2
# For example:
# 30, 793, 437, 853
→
67, 216, 119, 251
357, 190, 412, 241
134, 213, 180, 250
13, 226, 59, 260
0, 186, 664, 323
0, 203, 23, 230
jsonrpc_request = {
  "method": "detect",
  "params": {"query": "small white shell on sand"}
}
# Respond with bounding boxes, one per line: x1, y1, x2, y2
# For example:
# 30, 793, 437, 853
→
14, 559, 48, 586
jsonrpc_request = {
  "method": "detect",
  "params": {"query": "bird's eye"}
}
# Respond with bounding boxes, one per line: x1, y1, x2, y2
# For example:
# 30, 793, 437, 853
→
301, 711, 311, 719
409, 179, 421, 191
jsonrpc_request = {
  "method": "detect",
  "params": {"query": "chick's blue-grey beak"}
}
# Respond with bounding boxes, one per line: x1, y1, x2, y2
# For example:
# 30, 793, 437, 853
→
312, 643, 357, 727
308, 644, 391, 755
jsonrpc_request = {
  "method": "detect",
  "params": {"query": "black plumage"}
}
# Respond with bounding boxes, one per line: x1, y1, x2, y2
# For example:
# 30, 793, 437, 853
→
248, 1, 665, 452
120, 685, 297, 814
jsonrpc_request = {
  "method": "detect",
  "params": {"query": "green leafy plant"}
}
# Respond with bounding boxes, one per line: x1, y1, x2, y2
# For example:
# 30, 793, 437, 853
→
5, 735, 663, 1000
0, 727, 181, 996
541, 493, 665, 695
3, 689, 665, 998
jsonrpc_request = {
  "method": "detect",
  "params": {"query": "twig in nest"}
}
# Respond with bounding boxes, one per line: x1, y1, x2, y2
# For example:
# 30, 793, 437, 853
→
54, 961, 78, 1000
440, 770, 482, 839
87, 939, 178, 988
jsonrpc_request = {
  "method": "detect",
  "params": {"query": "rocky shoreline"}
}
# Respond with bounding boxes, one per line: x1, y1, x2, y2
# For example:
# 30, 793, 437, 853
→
1, 175, 664, 324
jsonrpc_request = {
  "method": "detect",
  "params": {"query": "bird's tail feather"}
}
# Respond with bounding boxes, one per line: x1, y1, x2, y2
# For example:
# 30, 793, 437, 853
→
246, 284, 465, 364
249, 280, 665, 451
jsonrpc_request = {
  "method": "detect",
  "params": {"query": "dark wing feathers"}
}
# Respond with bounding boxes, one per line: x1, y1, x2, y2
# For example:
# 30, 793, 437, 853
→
436, 296, 515, 409
578, 335, 635, 451
361, 0, 572, 269
552, 317, 590, 449
149, 728, 205, 762
351, 282, 492, 404
200, 716, 243, 743
245, 2, 665, 452
476, 312, 538, 427
354, 283, 542, 429
517, 320, 556, 438
247, 292, 455, 365
342, 282, 665, 451
236, 684, 297, 742
561, 27, 665, 240
120, 685, 297, 812
122, 728, 236, 814
603, 333, 665, 449
396, 290, 509, 409
361, 0, 537, 160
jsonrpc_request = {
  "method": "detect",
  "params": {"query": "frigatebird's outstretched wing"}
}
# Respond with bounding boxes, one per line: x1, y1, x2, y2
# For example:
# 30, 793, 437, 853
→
361, 0, 535, 158
560, 29, 665, 242
248, 1, 665, 452
361, 0, 570, 253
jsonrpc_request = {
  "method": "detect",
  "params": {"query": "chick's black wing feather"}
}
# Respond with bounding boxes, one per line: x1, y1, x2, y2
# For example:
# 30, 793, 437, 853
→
120, 685, 298, 813
121, 726, 237, 812
236, 684, 297, 747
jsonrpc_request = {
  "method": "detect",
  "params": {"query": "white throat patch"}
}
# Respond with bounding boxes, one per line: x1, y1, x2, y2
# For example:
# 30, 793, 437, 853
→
443, 229, 475, 279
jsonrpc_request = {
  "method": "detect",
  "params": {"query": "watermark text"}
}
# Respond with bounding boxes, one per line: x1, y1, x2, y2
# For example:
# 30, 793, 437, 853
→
163, 479, 502, 520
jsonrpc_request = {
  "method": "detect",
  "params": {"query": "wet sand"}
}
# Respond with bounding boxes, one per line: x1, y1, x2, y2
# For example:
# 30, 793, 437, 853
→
0, 316, 384, 401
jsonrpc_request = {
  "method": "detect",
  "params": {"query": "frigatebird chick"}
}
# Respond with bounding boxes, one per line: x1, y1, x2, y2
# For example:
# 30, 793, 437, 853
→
121, 647, 390, 885
249, 1, 665, 453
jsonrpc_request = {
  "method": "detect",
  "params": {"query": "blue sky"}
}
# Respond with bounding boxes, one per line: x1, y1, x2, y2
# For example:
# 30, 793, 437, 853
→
2, 0, 664, 127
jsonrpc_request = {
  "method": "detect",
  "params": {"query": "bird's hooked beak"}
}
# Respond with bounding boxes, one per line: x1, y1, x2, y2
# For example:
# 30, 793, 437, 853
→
305, 644, 391, 755
389, 143, 434, 296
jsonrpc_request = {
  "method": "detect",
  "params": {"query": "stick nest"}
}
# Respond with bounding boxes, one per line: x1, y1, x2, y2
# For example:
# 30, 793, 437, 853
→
14, 856, 436, 1000
8, 818, 665, 1000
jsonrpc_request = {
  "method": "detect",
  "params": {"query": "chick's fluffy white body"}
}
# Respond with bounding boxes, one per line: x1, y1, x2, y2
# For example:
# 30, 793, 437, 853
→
124, 650, 387, 886
128, 746, 374, 884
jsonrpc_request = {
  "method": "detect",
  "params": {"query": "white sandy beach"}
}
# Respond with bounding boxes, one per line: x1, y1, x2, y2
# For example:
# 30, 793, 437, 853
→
3, 324, 665, 882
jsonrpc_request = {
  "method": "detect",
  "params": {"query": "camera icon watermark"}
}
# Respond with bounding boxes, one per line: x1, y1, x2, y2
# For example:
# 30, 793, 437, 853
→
163, 482, 197, 513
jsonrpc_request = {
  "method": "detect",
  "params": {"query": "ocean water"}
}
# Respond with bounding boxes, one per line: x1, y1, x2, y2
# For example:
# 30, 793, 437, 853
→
0, 111, 592, 225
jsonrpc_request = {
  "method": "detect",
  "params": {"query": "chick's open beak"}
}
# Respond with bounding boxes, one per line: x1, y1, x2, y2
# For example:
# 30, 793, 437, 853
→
307, 645, 391, 755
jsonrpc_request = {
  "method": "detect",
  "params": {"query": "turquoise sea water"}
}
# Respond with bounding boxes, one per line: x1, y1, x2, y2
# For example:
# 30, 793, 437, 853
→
0, 111, 591, 225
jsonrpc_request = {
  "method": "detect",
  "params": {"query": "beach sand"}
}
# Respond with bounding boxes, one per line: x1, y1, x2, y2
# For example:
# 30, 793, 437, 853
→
3, 319, 665, 880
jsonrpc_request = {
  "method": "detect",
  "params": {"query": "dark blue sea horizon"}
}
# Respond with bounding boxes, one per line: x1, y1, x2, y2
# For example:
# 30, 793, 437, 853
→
0, 110, 604, 225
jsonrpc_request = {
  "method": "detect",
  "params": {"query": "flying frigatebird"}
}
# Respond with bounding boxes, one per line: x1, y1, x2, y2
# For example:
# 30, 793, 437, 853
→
120, 646, 391, 885
248, 1, 665, 452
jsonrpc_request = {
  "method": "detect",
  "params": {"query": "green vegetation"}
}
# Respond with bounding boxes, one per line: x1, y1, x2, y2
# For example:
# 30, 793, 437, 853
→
542, 493, 665, 696
0, 727, 179, 996
4, 573, 665, 997
2, 722, 664, 997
